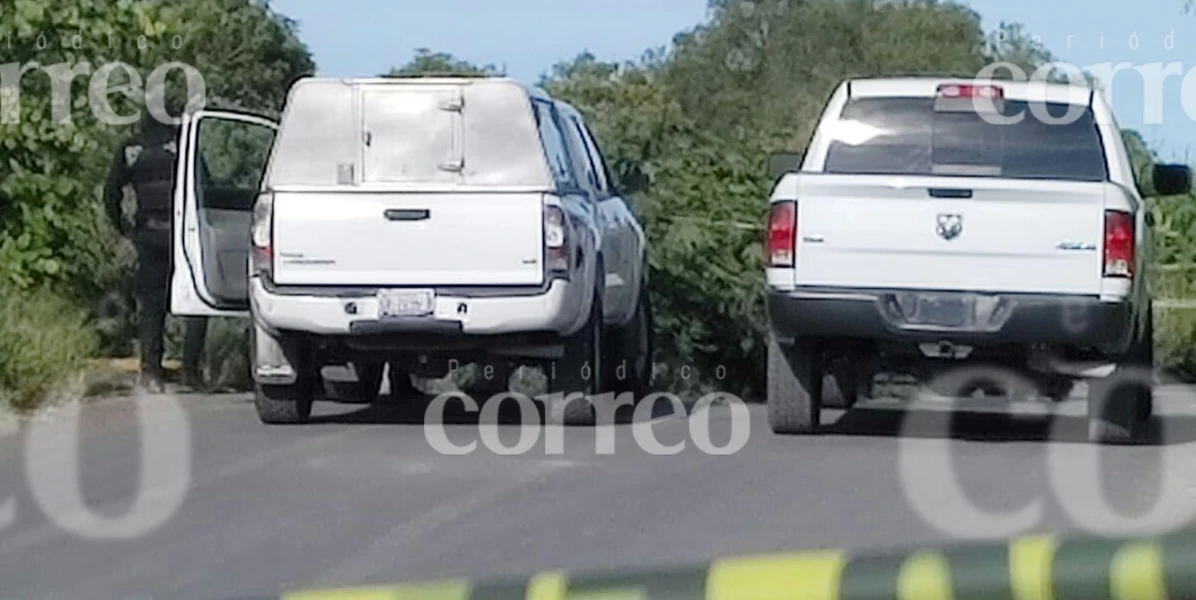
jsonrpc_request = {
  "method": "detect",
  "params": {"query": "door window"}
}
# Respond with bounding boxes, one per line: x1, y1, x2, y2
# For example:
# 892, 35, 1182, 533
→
532, 100, 579, 191
196, 117, 276, 209
570, 118, 614, 198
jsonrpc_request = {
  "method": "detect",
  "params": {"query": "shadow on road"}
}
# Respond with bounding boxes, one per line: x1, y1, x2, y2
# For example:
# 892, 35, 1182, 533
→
823, 405, 1196, 445
307, 392, 682, 426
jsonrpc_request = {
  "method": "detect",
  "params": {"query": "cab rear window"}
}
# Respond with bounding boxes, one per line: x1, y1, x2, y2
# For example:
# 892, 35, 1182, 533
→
822, 97, 1109, 182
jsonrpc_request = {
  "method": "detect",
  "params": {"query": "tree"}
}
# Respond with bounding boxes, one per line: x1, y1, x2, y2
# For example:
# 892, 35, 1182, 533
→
541, 52, 682, 192
544, 54, 771, 394
665, 0, 992, 146
385, 49, 502, 77
0, 0, 314, 354
984, 22, 1055, 74
170, 0, 316, 114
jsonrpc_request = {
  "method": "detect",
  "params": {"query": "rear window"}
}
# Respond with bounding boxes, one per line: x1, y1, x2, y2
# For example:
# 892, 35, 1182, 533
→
822, 97, 1108, 182
265, 80, 550, 187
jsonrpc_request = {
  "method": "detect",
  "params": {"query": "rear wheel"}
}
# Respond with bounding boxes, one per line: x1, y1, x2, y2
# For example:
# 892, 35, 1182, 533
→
1041, 376, 1075, 402
821, 357, 859, 410
468, 360, 512, 399
1088, 372, 1148, 444
606, 282, 654, 400
1088, 307, 1153, 444
547, 279, 607, 426
352, 361, 385, 403
1138, 306, 1155, 422
386, 364, 419, 402
767, 335, 823, 434
251, 327, 314, 424
255, 377, 315, 425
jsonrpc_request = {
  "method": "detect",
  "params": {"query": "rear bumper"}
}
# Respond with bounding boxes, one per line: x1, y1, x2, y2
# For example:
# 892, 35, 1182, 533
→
250, 276, 587, 338
767, 287, 1133, 348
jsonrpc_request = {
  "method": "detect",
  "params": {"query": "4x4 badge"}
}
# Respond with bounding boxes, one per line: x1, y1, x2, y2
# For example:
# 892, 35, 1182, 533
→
937, 213, 962, 240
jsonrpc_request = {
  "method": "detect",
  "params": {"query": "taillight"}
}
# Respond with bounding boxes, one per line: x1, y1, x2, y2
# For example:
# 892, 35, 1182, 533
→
544, 204, 569, 275
1103, 209, 1135, 278
251, 192, 273, 278
766, 200, 796, 268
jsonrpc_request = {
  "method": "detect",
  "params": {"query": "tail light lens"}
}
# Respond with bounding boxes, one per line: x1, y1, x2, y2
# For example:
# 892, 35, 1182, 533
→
544, 204, 569, 275
766, 200, 796, 268
251, 192, 273, 278
1103, 209, 1135, 278
937, 83, 1004, 99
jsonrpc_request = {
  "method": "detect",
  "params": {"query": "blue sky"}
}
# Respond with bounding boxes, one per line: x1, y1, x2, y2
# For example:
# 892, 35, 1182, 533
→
272, 0, 1196, 162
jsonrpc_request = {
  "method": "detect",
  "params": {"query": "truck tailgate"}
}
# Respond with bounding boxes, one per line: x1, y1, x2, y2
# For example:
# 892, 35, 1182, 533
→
794, 175, 1108, 295
271, 191, 545, 286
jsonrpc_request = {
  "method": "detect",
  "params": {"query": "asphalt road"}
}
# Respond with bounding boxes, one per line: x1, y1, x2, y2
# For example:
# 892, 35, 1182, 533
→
3, 383, 1196, 600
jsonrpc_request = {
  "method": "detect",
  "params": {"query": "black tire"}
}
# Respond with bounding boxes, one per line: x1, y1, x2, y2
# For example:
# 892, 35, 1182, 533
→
1042, 376, 1075, 402
386, 364, 419, 401
255, 379, 314, 425
1088, 309, 1153, 444
1138, 306, 1155, 422
821, 357, 859, 410
767, 335, 822, 434
251, 326, 314, 424
344, 361, 383, 403
468, 360, 512, 399
606, 282, 654, 399
822, 374, 844, 408
547, 279, 607, 426
1087, 372, 1147, 444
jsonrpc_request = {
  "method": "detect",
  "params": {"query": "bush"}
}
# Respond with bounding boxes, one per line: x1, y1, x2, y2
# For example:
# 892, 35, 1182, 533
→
0, 0, 313, 361
1156, 306, 1196, 379
0, 286, 98, 410
1151, 260, 1196, 380
1147, 194, 1196, 378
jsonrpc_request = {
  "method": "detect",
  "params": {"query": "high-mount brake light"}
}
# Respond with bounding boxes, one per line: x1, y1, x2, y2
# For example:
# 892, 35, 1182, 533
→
937, 84, 1004, 100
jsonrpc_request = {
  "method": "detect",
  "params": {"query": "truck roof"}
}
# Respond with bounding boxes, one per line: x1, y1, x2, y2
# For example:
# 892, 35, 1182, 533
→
289, 75, 553, 100
845, 76, 1094, 106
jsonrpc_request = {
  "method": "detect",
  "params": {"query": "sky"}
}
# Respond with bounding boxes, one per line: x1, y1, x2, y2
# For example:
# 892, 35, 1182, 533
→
271, 0, 1196, 162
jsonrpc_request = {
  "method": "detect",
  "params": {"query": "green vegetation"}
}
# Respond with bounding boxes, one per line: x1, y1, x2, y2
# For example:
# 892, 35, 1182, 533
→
1, 0, 1194, 408
385, 48, 504, 78
0, 0, 312, 409
0, 287, 98, 410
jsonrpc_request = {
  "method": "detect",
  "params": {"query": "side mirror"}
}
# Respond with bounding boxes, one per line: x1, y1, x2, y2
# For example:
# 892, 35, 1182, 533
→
619, 163, 649, 195
768, 152, 804, 181
1153, 163, 1192, 196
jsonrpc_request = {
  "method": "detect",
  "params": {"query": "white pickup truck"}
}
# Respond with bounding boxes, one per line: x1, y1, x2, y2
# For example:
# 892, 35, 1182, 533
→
765, 77, 1192, 443
169, 77, 654, 425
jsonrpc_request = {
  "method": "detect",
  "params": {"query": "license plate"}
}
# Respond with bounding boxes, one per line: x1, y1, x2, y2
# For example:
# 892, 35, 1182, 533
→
913, 295, 971, 327
377, 289, 435, 318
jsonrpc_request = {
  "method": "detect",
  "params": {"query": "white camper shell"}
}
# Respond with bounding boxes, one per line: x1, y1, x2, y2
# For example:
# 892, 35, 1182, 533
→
169, 77, 653, 425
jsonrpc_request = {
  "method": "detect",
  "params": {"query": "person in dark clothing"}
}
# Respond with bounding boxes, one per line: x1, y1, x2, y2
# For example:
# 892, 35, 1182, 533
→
105, 111, 208, 392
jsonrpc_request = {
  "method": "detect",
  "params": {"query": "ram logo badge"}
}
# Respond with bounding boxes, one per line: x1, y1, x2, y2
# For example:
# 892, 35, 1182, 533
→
936, 213, 963, 240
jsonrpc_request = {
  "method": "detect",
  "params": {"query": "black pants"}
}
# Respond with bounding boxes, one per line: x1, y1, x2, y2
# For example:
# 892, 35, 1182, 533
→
134, 228, 207, 378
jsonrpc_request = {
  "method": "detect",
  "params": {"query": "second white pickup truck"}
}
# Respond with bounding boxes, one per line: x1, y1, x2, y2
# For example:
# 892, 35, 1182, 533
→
168, 77, 654, 426
765, 77, 1191, 443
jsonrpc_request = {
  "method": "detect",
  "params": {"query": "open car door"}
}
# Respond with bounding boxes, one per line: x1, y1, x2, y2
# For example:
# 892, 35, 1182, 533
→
171, 110, 278, 317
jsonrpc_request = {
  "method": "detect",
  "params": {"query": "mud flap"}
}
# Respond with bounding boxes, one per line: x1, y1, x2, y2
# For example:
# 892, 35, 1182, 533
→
252, 321, 298, 385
